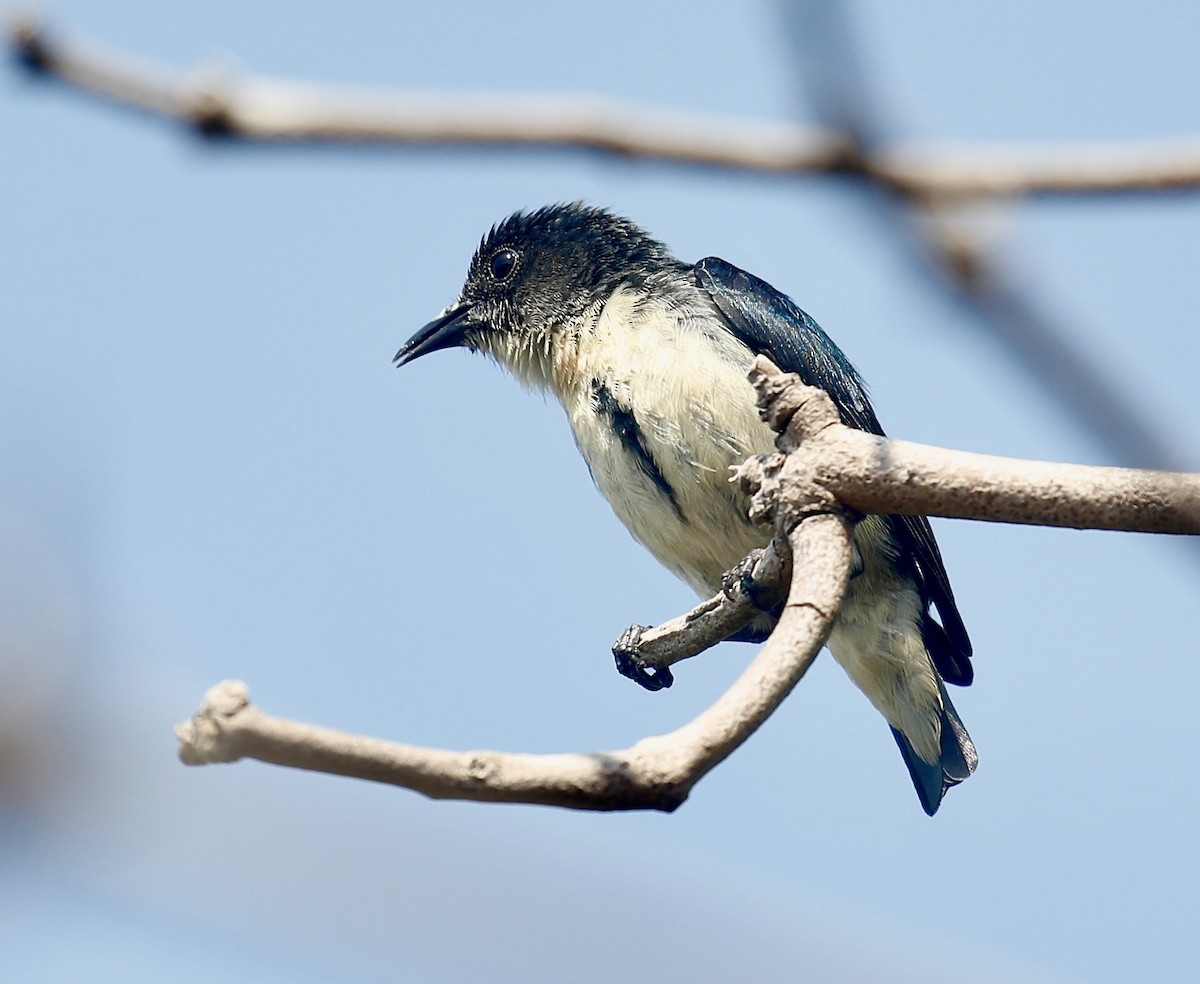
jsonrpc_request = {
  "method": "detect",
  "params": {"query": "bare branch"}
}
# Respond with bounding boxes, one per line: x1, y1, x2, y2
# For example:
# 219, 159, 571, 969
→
880, 140, 1200, 200
821, 433, 1200, 533
176, 512, 852, 811
615, 534, 790, 680
11, 17, 1200, 199
745, 357, 1200, 534
8, 17, 847, 171
172, 356, 1196, 806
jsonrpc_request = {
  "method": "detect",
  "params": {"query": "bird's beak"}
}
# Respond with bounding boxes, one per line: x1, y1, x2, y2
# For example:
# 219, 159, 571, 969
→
393, 303, 474, 367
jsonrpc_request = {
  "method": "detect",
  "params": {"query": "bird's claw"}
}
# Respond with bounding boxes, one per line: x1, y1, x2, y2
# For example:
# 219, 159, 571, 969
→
612, 624, 674, 692
722, 549, 773, 611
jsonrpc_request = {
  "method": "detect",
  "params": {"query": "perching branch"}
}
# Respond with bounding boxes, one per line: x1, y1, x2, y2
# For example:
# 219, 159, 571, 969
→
175, 358, 1198, 806
611, 536, 790, 689
625, 358, 1199, 681
11, 17, 1200, 200
13, 13, 1197, 472
176, 510, 853, 812
746, 358, 1200, 531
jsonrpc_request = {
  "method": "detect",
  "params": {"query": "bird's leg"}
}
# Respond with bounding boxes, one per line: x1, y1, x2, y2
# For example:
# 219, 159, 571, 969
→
612, 624, 675, 691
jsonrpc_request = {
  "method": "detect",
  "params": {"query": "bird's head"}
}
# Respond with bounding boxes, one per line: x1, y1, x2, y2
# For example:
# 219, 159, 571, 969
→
394, 203, 680, 387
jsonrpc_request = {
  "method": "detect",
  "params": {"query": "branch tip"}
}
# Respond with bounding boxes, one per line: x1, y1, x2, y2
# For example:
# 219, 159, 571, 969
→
175, 679, 251, 766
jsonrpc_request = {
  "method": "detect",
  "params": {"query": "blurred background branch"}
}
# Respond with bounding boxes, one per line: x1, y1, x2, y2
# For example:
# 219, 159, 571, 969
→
11, 11, 1200, 475
12, 15, 1200, 198
779, 0, 1197, 473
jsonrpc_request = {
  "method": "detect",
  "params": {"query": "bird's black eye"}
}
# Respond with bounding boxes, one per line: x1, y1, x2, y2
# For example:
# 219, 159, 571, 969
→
489, 247, 519, 283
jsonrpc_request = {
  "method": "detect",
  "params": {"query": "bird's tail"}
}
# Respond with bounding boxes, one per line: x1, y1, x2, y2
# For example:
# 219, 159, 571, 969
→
890, 680, 978, 816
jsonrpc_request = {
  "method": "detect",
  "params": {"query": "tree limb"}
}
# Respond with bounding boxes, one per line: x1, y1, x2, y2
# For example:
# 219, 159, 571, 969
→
744, 357, 1200, 534
174, 358, 1196, 808
8, 16, 848, 173
12, 13, 1195, 469
11, 17, 1200, 199
176, 509, 852, 812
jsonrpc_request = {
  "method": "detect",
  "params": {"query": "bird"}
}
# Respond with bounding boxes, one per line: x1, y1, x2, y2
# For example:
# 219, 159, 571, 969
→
394, 202, 977, 815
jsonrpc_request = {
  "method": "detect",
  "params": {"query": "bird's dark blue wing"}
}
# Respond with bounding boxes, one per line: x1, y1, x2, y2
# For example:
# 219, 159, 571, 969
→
695, 256, 973, 686
694, 257, 880, 435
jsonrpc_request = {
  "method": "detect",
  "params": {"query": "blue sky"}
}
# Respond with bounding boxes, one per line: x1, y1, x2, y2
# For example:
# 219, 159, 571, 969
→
3, 3, 1199, 982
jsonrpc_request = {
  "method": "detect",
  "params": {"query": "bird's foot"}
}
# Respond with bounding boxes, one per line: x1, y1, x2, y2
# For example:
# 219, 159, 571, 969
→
719, 550, 783, 643
612, 624, 674, 692
722, 549, 776, 612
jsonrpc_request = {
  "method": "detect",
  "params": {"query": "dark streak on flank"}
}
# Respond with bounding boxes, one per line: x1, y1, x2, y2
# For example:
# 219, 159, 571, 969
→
590, 378, 684, 521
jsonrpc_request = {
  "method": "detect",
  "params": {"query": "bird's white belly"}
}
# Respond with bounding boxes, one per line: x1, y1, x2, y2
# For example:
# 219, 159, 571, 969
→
553, 287, 777, 596
572, 410, 770, 598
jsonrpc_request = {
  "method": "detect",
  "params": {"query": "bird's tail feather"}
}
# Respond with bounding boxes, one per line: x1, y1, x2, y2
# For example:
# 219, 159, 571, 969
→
890, 680, 978, 816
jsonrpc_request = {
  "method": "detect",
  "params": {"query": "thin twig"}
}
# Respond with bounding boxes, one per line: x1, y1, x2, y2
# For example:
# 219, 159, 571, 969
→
619, 534, 790, 675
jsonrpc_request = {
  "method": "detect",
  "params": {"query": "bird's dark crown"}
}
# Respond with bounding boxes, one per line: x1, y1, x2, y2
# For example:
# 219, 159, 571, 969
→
460, 203, 684, 316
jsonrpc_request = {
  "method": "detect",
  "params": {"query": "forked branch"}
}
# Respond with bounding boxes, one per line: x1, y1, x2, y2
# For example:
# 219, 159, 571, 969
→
175, 359, 1198, 808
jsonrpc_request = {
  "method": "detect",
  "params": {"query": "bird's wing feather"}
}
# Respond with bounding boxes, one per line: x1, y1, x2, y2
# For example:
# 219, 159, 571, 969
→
694, 256, 973, 686
694, 257, 879, 432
